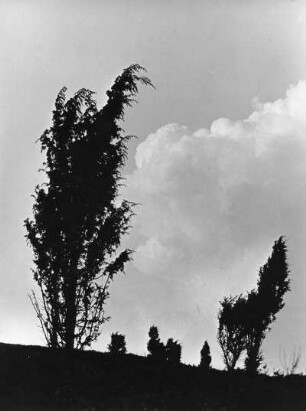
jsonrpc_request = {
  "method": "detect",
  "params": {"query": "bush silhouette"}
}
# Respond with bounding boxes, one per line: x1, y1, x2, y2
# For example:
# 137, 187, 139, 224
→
200, 340, 212, 370
108, 332, 127, 355
166, 338, 182, 364
147, 325, 166, 361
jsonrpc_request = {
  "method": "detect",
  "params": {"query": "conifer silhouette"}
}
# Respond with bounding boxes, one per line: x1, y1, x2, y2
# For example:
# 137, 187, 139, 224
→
217, 236, 290, 373
244, 236, 290, 374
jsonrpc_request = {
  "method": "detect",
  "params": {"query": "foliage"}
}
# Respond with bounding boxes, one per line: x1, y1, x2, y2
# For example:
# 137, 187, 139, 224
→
166, 338, 182, 364
200, 340, 212, 370
147, 326, 166, 361
25, 64, 153, 350
107, 332, 127, 355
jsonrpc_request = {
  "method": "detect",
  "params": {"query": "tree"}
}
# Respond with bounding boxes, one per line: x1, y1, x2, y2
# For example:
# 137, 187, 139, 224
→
217, 294, 248, 371
147, 326, 166, 361
166, 338, 182, 364
107, 332, 127, 355
217, 236, 290, 373
25, 64, 153, 350
200, 340, 212, 370
244, 236, 290, 374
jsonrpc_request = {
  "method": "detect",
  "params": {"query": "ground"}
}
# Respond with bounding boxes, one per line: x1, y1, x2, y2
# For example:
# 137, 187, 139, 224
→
0, 342, 305, 410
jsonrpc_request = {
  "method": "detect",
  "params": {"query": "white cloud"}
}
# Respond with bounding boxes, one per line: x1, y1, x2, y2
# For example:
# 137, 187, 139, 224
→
118, 81, 306, 367
126, 82, 306, 272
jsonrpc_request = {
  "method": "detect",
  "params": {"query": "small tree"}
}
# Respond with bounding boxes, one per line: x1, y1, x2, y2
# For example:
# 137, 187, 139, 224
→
108, 332, 127, 355
217, 295, 248, 371
200, 340, 212, 370
25, 64, 153, 350
147, 325, 166, 361
166, 338, 182, 364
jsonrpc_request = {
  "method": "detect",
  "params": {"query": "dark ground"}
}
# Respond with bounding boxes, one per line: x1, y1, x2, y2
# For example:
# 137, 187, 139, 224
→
0, 342, 305, 410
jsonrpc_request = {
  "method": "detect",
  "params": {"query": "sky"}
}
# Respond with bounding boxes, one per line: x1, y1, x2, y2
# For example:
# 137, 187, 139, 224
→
1, 0, 306, 372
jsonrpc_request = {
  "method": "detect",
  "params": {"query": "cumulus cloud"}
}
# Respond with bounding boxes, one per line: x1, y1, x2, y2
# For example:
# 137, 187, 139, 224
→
126, 81, 306, 271
115, 82, 306, 366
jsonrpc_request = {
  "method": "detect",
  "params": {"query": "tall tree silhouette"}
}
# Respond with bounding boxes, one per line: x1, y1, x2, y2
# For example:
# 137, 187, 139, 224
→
217, 236, 290, 373
25, 64, 153, 350
244, 236, 290, 374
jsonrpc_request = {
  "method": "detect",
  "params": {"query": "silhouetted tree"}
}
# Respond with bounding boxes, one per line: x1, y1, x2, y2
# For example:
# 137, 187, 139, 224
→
147, 326, 166, 361
108, 332, 127, 355
200, 340, 212, 370
244, 236, 290, 374
25, 64, 153, 350
217, 295, 248, 371
166, 338, 182, 364
217, 236, 290, 373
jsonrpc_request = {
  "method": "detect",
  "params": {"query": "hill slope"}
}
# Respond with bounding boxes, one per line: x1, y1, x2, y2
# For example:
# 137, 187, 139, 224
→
0, 342, 305, 410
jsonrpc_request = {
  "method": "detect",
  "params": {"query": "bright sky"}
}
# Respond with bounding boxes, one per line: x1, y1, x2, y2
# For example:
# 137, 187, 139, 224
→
1, 0, 306, 372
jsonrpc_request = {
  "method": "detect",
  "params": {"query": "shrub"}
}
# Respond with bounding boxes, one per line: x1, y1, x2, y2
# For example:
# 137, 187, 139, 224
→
166, 338, 182, 364
200, 341, 212, 370
108, 332, 127, 355
147, 326, 166, 361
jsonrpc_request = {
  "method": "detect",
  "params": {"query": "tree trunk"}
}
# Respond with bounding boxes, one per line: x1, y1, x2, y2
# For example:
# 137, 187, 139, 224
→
65, 288, 76, 349
64, 265, 77, 350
